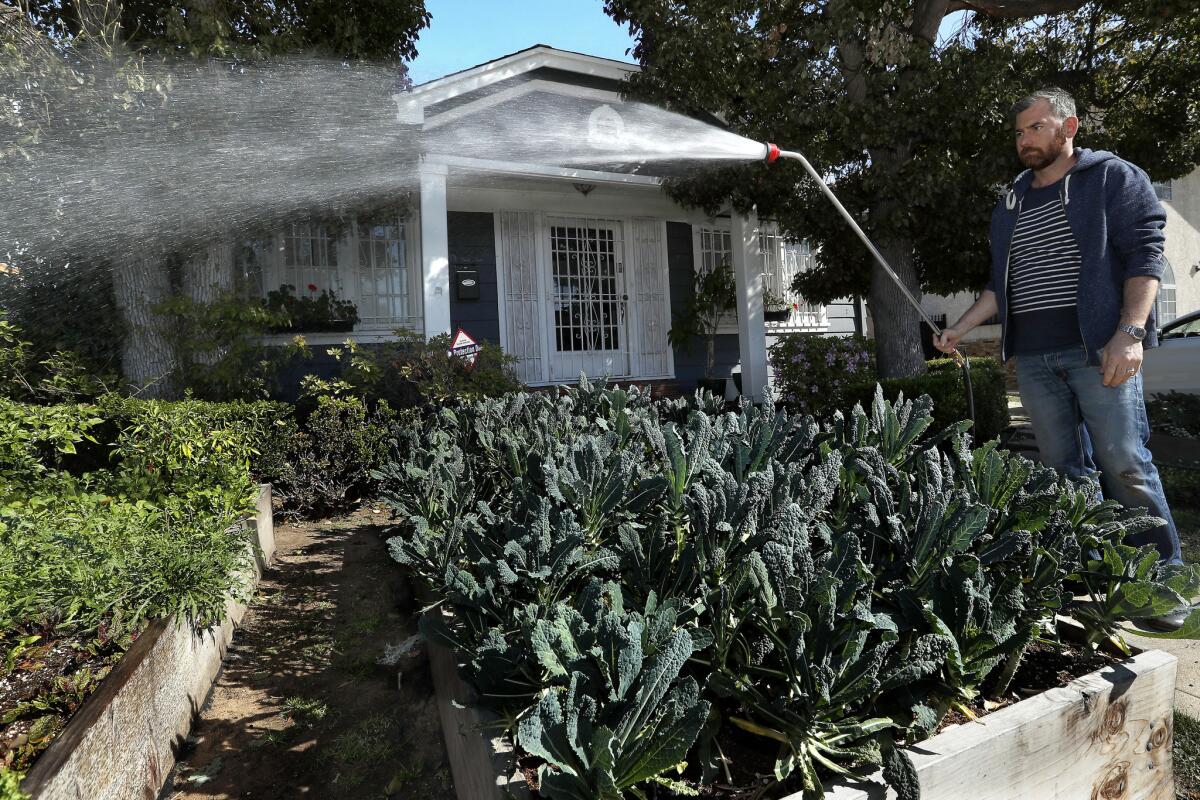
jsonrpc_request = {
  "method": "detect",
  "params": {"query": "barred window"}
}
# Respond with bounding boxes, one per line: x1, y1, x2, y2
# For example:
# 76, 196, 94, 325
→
1157, 259, 1177, 325
1152, 180, 1173, 202
243, 212, 420, 333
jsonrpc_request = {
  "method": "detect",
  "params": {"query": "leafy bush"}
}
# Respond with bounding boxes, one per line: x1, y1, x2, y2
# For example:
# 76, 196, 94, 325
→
1147, 391, 1200, 439
771, 333, 875, 414
668, 262, 738, 379
152, 288, 299, 400
262, 393, 408, 519
0, 766, 27, 800
381, 380, 1198, 800
0, 487, 253, 638
0, 312, 111, 404
1, 395, 265, 636
1161, 465, 1200, 510
326, 331, 522, 412
850, 356, 1010, 443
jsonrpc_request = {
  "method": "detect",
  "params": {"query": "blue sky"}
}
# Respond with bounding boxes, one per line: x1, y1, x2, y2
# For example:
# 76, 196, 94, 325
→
407, 2, 970, 84
407, 0, 637, 84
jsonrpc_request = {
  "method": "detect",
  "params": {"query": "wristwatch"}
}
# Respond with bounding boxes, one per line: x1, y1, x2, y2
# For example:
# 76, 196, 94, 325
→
1117, 322, 1147, 341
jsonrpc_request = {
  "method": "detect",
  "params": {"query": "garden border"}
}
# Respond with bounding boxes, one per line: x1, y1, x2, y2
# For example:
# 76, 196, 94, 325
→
429, 624, 1178, 800
19, 484, 275, 800
820, 647, 1177, 800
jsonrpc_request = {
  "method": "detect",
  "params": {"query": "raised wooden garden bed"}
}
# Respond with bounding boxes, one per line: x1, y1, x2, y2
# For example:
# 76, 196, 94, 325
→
428, 637, 1178, 800
822, 648, 1177, 800
18, 485, 275, 800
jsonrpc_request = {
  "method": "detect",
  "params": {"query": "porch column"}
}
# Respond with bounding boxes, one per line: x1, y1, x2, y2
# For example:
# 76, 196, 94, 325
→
420, 161, 451, 339
731, 211, 769, 404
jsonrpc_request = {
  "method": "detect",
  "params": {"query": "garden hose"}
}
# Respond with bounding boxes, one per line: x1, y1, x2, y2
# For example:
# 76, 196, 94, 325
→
764, 144, 977, 426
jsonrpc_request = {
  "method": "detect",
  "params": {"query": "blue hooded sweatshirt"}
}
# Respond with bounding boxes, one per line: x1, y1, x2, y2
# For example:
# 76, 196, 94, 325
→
986, 148, 1167, 363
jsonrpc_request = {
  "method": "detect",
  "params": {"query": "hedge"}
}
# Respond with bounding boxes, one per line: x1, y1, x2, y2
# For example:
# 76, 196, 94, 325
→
848, 356, 1010, 443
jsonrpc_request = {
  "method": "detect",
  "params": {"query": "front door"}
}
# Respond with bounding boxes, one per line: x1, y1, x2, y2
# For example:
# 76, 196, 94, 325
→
546, 217, 630, 380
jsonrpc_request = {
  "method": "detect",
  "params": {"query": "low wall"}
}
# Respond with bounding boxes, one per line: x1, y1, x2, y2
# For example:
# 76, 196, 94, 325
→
20, 484, 275, 800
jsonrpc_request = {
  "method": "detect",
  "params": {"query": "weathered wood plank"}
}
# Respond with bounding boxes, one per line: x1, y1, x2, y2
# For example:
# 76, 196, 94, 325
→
820, 649, 1178, 800
425, 617, 530, 800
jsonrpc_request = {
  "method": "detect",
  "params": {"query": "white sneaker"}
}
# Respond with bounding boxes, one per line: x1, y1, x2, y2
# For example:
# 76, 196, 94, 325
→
1144, 604, 1193, 632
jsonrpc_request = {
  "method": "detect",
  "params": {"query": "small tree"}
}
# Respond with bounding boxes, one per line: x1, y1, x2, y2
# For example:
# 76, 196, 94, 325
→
668, 262, 737, 381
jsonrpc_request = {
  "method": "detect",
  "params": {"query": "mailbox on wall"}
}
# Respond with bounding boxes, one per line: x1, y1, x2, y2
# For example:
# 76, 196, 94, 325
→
455, 267, 480, 301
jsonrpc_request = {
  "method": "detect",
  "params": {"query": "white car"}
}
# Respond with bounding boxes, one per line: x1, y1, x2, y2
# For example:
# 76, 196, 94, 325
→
1143, 310, 1200, 397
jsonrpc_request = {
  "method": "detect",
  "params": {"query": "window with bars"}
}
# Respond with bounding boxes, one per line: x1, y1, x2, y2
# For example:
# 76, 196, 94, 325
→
1157, 259, 1177, 325
697, 227, 733, 275
696, 222, 826, 329
356, 220, 412, 328
276, 222, 342, 297
1152, 180, 1173, 202
550, 223, 624, 352
244, 214, 419, 333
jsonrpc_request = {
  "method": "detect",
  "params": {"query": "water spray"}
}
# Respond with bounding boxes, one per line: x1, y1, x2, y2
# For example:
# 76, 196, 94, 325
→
762, 143, 976, 424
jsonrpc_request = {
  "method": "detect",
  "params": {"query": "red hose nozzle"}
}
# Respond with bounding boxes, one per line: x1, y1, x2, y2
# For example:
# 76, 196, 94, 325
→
765, 143, 780, 163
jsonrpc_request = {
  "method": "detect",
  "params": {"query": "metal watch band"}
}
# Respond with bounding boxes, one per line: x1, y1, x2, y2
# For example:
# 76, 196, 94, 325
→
1117, 322, 1147, 341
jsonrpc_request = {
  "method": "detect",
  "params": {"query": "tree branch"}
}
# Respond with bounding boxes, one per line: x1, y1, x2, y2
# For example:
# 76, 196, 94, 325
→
946, 0, 1088, 18
913, 0, 951, 46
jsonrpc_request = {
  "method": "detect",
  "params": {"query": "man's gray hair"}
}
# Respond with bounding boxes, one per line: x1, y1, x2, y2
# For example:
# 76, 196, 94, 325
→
1011, 87, 1076, 123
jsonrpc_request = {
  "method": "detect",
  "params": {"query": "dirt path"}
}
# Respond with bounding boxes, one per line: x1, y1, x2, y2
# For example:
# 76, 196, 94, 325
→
160, 510, 454, 800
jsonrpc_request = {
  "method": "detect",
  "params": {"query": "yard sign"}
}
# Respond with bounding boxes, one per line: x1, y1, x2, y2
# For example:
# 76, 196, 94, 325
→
449, 328, 482, 367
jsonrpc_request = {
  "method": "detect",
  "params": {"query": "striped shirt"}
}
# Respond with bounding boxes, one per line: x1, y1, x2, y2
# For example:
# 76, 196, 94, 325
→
1008, 182, 1084, 355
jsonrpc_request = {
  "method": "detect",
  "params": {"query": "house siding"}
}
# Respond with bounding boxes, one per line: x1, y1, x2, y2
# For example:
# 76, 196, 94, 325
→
448, 211, 501, 346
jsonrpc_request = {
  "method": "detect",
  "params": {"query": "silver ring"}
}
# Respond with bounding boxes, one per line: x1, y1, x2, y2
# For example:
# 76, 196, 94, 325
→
1126, 368, 1137, 375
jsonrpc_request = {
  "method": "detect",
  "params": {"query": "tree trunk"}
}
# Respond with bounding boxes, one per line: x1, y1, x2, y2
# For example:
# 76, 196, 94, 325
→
182, 241, 234, 304
868, 235, 927, 379
112, 256, 175, 397
180, 241, 236, 368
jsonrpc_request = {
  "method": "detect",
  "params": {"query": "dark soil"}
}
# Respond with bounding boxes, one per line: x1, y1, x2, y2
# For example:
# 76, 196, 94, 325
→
0, 622, 132, 772
933, 640, 1122, 732
159, 509, 454, 800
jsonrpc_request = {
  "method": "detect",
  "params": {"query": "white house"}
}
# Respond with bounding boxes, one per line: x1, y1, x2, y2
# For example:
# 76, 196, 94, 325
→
245, 46, 864, 400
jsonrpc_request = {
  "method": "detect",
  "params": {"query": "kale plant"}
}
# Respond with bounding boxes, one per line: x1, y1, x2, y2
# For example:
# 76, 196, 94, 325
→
381, 381, 1200, 799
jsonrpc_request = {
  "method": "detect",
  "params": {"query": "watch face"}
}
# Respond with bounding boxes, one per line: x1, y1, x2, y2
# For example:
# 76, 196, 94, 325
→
1122, 324, 1147, 339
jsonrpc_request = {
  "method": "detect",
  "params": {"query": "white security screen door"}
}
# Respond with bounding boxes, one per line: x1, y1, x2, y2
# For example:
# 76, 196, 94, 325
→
546, 217, 631, 381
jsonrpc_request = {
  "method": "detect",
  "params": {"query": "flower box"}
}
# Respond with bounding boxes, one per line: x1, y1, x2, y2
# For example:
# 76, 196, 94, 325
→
19, 486, 275, 800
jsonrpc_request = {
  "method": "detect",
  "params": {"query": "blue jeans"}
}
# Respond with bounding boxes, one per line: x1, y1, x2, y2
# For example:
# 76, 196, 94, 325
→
1016, 345, 1183, 564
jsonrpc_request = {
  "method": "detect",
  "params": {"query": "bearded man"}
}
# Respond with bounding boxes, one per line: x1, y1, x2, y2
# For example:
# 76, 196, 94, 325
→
934, 86, 1189, 629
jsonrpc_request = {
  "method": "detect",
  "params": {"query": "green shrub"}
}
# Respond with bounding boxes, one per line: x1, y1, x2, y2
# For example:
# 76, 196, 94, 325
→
0, 486, 253, 637
0, 312, 110, 404
266, 394, 407, 518
1147, 391, 1200, 439
327, 331, 522, 412
0, 399, 104, 486
769, 333, 875, 415
152, 288, 299, 401
1162, 464, 1200, 510
848, 356, 1010, 442
0, 766, 28, 800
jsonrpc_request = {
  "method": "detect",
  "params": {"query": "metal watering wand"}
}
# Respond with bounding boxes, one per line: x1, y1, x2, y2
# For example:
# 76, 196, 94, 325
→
762, 143, 976, 425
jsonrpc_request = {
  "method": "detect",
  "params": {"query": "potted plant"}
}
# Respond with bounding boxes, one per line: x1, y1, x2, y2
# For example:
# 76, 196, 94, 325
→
263, 283, 360, 333
668, 262, 737, 393
763, 288, 793, 323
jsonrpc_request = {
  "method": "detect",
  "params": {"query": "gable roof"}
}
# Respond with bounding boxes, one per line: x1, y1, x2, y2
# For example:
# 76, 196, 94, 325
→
394, 44, 637, 124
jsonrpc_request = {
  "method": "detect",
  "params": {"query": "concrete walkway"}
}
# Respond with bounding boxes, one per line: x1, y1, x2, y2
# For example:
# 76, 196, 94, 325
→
1000, 392, 1200, 720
